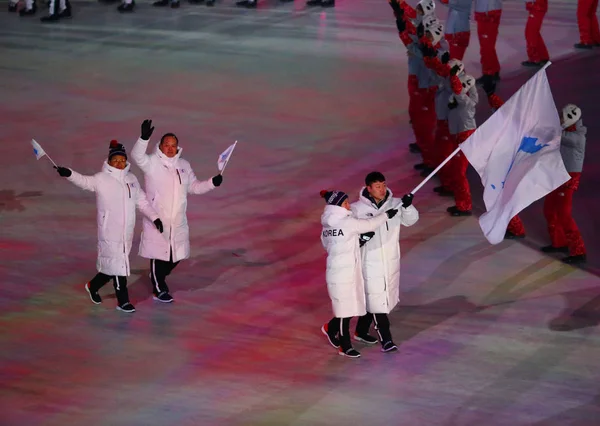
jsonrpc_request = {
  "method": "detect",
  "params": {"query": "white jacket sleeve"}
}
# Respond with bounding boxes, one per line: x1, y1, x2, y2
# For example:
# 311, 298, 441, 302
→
136, 187, 159, 221
346, 213, 388, 236
400, 205, 419, 227
188, 170, 215, 195
67, 170, 97, 192
131, 138, 152, 173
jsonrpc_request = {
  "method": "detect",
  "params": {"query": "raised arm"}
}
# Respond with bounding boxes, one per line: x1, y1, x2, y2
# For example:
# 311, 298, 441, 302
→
131, 120, 155, 172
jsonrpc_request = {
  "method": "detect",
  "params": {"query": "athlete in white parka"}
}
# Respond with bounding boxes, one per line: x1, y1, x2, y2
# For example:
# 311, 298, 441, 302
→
131, 120, 223, 303
55, 141, 162, 313
320, 189, 398, 358
351, 171, 419, 353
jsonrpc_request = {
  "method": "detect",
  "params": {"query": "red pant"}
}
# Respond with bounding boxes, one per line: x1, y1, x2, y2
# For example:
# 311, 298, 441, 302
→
408, 76, 437, 168
507, 215, 526, 236
446, 31, 471, 61
577, 0, 600, 44
434, 120, 454, 189
475, 11, 502, 76
543, 176, 586, 256
525, 8, 549, 62
448, 129, 474, 211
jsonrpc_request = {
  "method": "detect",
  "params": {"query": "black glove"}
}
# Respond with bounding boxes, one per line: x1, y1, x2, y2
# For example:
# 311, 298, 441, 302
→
441, 51, 450, 64
141, 119, 155, 141
450, 64, 461, 76
395, 18, 406, 33
55, 166, 72, 177
416, 23, 424, 38
481, 75, 496, 96
389, 0, 403, 15
448, 98, 458, 110
401, 193, 414, 208
212, 174, 223, 187
359, 232, 375, 247
153, 219, 163, 233
420, 44, 436, 58
386, 208, 398, 219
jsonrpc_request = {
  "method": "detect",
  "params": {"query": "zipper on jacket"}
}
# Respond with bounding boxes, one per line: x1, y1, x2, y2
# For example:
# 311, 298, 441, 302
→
176, 169, 182, 185
127, 183, 131, 198
386, 222, 389, 231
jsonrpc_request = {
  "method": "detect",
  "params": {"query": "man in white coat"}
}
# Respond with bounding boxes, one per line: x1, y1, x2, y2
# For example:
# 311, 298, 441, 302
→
131, 120, 223, 303
55, 141, 163, 313
351, 172, 419, 353
320, 189, 398, 358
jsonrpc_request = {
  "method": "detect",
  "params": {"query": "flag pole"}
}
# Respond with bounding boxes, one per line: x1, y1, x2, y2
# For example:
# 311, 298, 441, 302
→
407, 61, 553, 199
46, 154, 59, 169
219, 140, 237, 175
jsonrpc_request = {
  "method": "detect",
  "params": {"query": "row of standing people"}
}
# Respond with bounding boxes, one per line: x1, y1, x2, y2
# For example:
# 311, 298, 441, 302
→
54, 120, 223, 312
6, 0, 334, 19
396, 0, 587, 263
317, 0, 590, 359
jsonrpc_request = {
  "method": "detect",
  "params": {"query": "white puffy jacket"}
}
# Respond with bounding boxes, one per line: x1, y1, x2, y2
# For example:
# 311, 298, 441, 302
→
321, 205, 389, 318
351, 189, 419, 314
66, 162, 159, 276
131, 138, 215, 262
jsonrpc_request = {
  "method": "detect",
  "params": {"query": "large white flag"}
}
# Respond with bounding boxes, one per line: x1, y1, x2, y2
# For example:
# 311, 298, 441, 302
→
217, 141, 237, 172
459, 67, 571, 244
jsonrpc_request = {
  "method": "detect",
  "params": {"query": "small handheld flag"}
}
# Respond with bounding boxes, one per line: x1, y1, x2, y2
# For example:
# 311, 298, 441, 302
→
31, 139, 58, 168
217, 141, 238, 174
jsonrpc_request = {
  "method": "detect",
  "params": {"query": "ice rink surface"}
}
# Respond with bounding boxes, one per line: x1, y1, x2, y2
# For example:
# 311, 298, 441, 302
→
1, 0, 600, 424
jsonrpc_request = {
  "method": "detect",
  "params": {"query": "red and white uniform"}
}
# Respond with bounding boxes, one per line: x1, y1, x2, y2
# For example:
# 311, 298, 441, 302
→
524, 0, 549, 63
577, 0, 600, 46
474, 0, 503, 77
440, 0, 472, 60
543, 120, 587, 256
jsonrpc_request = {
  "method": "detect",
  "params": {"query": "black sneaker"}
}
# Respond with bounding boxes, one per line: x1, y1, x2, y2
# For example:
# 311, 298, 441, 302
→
562, 254, 586, 265
153, 0, 169, 5
40, 13, 60, 21
409, 143, 421, 153
117, 302, 136, 313
58, 7, 71, 18
117, 1, 134, 12
381, 341, 398, 353
9, 3, 18, 11
236, 0, 256, 7
339, 347, 361, 358
574, 43, 593, 50
321, 0, 334, 6
354, 333, 378, 345
321, 324, 340, 348
413, 163, 427, 170
504, 231, 525, 240
306, 0, 321, 5
447, 205, 472, 217
521, 60, 543, 67
540, 245, 568, 253
19, 7, 37, 16
85, 283, 102, 304
170, 1, 180, 7
153, 291, 174, 303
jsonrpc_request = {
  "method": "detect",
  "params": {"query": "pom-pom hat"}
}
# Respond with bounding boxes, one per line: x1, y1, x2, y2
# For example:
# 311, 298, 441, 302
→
108, 140, 128, 161
320, 190, 348, 207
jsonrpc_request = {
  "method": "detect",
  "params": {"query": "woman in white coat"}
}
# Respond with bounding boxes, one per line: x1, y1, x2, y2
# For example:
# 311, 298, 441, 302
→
319, 189, 398, 358
131, 120, 223, 303
351, 172, 419, 353
55, 141, 162, 313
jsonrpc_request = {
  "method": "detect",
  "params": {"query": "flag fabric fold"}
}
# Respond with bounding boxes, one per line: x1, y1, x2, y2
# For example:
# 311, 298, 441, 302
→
459, 67, 571, 244
31, 139, 46, 160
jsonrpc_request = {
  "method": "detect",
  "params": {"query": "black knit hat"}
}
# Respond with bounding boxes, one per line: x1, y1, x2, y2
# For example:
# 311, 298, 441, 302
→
320, 190, 349, 207
108, 140, 127, 161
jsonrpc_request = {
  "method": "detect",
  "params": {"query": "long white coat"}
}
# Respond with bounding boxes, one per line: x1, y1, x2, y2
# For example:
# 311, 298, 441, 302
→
321, 205, 389, 318
67, 162, 159, 276
351, 189, 419, 314
131, 138, 215, 263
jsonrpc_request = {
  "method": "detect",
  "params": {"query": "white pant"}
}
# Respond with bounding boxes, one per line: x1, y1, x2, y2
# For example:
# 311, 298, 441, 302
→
49, 0, 67, 13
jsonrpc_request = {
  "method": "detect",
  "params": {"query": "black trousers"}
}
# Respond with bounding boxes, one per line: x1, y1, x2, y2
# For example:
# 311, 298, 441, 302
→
150, 249, 180, 295
327, 317, 352, 351
89, 273, 129, 306
356, 312, 392, 343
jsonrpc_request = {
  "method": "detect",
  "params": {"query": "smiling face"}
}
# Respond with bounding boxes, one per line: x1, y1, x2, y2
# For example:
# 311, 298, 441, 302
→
341, 199, 351, 211
109, 154, 127, 170
159, 136, 178, 158
367, 181, 387, 203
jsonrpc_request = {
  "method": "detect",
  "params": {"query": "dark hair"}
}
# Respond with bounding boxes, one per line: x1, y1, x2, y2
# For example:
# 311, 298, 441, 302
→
160, 133, 179, 146
365, 171, 386, 186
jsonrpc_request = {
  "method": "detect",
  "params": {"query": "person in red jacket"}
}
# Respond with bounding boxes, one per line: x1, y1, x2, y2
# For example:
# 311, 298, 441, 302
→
474, 0, 503, 83
541, 105, 587, 265
480, 75, 527, 239
523, 0, 550, 67
389, 0, 439, 174
575, 0, 600, 48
